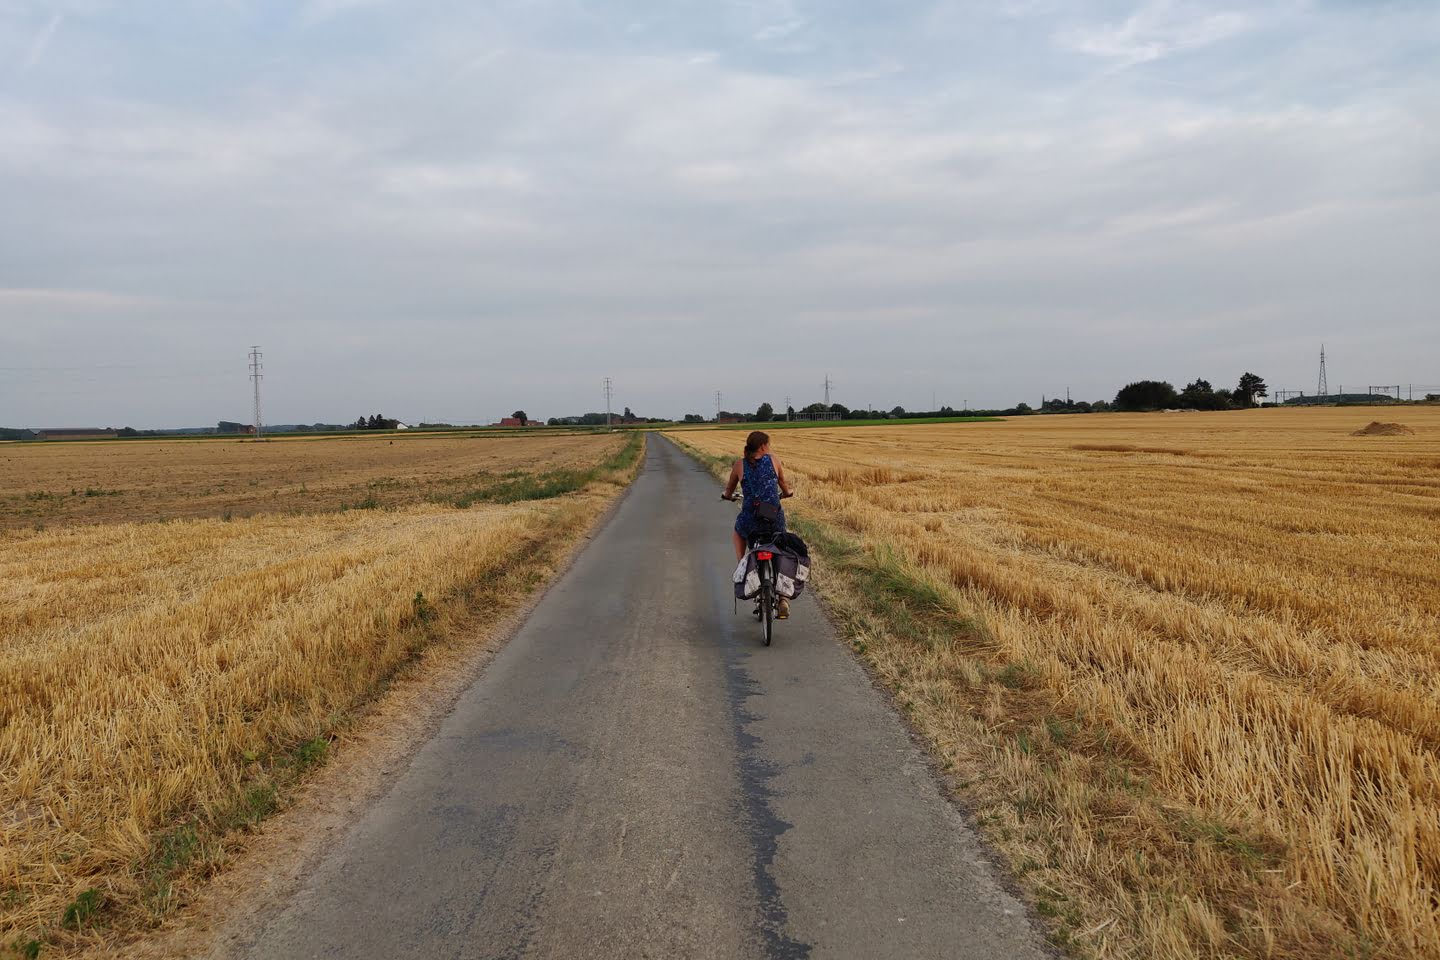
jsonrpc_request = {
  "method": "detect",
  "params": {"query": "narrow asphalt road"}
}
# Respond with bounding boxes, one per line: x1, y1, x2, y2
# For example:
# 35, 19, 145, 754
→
239, 436, 1049, 960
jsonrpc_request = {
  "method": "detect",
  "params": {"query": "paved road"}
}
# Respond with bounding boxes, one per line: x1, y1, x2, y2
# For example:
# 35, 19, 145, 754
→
240, 437, 1049, 960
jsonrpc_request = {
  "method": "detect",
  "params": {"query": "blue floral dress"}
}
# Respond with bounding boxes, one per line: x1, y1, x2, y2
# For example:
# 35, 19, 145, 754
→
736, 454, 786, 540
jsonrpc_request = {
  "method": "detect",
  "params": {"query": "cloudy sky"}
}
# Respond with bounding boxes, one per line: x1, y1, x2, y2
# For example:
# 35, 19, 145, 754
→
2, 0, 1437, 426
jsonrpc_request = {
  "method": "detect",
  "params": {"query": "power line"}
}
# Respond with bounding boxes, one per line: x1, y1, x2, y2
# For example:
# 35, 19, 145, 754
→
248, 346, 263, 439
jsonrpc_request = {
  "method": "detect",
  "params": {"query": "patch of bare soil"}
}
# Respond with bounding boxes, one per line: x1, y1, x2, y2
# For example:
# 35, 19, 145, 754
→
1351, 421, 1415, 437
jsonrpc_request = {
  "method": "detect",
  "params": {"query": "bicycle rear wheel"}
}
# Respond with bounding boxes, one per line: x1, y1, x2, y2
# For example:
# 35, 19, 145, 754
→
761, 567, 774, 646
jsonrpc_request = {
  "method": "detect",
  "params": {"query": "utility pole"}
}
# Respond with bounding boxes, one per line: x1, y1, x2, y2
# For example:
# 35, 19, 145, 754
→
784, 395, 792, 422
248, 346, 263, 439
603, 377, 613, 430
715, 391, 723, 423
823, 374, 833, 407
1317, 344, 1328, 398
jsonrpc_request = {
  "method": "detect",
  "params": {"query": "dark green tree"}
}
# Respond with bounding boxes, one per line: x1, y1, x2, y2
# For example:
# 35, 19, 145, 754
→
1234, 372, 1268, 407
1178, 379, 1233, 410
1114, 380, 1178, 411
1177, 379, 1212, 409
512, 410, 528, 423
755, 402, 774, 422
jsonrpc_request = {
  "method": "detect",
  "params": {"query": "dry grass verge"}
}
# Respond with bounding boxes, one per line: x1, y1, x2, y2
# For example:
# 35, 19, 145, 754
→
669, 409, 1440, 959
1, 433, 643, 958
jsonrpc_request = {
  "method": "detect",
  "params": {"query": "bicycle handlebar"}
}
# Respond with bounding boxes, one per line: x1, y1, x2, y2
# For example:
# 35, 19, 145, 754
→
722, 491, 795, 502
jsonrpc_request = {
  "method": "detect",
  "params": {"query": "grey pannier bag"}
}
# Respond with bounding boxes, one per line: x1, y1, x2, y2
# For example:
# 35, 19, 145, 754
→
772, 545, 810, 599
732, 534, 810, 601
733, 552, 761, 600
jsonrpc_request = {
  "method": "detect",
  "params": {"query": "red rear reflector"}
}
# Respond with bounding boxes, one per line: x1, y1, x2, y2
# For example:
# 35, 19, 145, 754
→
756, 551, 774, 561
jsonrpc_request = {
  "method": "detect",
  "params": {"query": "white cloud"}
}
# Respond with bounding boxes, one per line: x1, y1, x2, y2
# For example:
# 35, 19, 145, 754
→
0, 1, 1436, 424
1059, 2, 1254, 68
15, 11, 61, 73
377, 162, 535, 195
298, 0, 389, 27
755, 17, 805, 42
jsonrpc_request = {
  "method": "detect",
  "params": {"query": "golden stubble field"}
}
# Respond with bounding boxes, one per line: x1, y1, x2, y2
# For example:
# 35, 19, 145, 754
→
674, 408, 1440, 959
0, 432, 617, 528
0, 431, 639, 956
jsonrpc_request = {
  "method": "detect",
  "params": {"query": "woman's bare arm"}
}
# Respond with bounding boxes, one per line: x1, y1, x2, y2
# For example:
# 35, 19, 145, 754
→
723, 459, 743, 499
773, 456, 794, 497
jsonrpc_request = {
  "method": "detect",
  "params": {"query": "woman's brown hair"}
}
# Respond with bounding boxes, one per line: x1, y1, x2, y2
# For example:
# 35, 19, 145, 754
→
744, 431, 770, 463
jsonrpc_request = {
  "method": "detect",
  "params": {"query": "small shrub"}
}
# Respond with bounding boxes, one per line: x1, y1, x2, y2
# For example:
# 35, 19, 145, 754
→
221, 784, 278, 829
996, 662, 1037, 690
291, 737, 329, 769
61, 889, 103, 929
412, 591, 435, 625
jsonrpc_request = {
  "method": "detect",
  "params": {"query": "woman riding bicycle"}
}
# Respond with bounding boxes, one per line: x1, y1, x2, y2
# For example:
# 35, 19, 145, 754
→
722, 430, 795, 616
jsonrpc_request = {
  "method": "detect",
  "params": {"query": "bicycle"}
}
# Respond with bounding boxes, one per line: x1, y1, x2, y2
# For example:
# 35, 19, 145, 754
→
723, 490, 794, 647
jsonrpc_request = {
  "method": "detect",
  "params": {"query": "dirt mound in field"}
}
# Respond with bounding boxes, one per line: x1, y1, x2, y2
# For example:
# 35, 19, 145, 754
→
1351, 421, 1414, 437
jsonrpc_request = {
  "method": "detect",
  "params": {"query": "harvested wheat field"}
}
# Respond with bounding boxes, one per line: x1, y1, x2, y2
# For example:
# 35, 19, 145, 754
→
0, 431, 620, 529
673, 407, 1440, 959
0, 431, 641, 957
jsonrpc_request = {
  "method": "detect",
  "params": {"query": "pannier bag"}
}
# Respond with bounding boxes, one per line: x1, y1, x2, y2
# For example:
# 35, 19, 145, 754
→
732, 533, 811, 600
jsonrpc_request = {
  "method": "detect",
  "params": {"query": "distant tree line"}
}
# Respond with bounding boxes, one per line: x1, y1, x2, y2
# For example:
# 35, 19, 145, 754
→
708, 373, 1266, 423
0, 371, 1279, 442
1038, 398, 1111, 414
1114, 373, 1267, 412
547, 407, 667, 426
711, 401, 1037, 423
